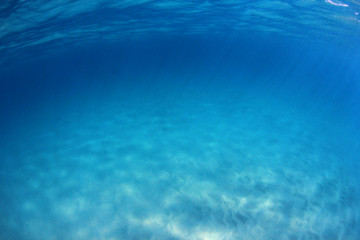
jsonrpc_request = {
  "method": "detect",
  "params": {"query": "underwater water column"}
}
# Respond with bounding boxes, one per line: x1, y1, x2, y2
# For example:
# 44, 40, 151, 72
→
0, 1, 360, 240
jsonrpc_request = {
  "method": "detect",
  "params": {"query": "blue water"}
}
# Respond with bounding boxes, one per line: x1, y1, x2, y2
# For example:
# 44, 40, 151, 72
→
1, 1, 360, 239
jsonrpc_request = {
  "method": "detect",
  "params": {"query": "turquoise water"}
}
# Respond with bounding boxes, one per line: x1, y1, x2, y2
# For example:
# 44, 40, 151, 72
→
1, 1, 360, 240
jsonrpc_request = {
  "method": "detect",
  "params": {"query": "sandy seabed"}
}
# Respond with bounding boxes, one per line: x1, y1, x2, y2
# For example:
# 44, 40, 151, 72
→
0, 86, 359, 240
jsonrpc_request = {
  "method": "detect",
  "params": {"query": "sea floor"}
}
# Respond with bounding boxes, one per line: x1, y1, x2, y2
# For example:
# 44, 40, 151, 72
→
0, 83, 359, 240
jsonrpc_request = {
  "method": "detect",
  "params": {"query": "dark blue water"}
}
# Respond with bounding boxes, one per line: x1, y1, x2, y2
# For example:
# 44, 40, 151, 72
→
1, 1, 360, 239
